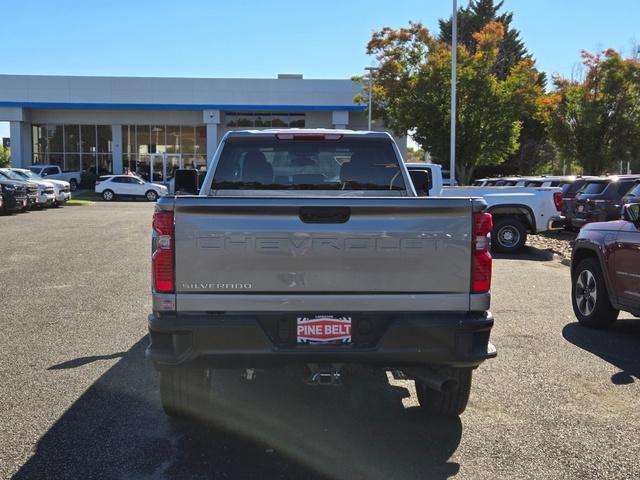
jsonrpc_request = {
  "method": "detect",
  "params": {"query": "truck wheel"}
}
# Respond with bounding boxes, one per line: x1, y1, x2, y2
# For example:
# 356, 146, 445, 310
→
416, 367, 472, 417
159, 369, 207, 418
102, 189, 115, 201
69, 179, 78, 191
491, 217, 527, 253
571, 258, 619, 328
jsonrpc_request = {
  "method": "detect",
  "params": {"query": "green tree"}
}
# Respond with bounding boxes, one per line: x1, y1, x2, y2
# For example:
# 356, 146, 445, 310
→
440, 0, 550, 175
544, 49, 640, 175
0, 145, 10, 168
358, 21, 543, 184
406, 146, 426, 162
438, 0, 529, 80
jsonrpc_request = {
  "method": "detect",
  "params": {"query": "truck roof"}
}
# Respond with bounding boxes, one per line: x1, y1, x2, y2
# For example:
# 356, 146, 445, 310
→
223, 129, 393, 140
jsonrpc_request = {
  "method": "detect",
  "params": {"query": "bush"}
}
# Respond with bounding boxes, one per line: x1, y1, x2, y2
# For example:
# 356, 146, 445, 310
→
80, 172, 99, 189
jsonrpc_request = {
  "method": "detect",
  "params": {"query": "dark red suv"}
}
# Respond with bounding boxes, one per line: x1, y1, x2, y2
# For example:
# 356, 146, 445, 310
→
571, 202, 640, 327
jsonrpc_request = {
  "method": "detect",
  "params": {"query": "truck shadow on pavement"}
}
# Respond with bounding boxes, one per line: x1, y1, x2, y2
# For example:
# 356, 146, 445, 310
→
14, 338, 462, 480
562, 320, 640, 384
492, 247, 555, 262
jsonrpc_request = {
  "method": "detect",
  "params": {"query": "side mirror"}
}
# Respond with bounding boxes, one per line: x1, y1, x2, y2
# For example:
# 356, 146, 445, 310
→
41, 172, 48, 177
408, 169, 433, 197
174, 169, 199, 195
622, 203, 640, 225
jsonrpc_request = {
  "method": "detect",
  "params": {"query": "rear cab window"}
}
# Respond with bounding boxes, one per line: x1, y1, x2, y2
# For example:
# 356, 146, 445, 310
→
210, 135, 407, 195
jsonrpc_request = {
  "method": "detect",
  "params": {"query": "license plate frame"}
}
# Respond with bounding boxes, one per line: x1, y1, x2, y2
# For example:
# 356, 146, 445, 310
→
296, 315, 352, 345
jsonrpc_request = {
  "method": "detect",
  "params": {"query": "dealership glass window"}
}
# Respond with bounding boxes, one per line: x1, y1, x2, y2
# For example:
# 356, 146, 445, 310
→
81, 125, 96, 153
47, 125, 64, 152
122, 125, 133, 155
181, 126, 195, 154
224, 112, 306, 128
121, 125, 208, 178
81, 153, 96, 174
136, 125, 150, 155
97, 125, 112, 153
151, 125, 166, 154
195, 126, 206, 156
65, 125, 80, 152
32, 125, 46, 154
166, 126, 181, 154
31, 124, 113, 173
66, 154, 80, 172
97, 154, 112, 176
48, 153, 63, 168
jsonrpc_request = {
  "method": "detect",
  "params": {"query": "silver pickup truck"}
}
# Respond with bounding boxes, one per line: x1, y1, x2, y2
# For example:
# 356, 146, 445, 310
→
147, 130, 496, 419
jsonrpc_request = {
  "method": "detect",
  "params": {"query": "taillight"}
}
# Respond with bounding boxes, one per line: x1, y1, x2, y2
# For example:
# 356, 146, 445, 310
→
553, 192, 563, 211
471, 212, 493, 293
152, 209, 174, 293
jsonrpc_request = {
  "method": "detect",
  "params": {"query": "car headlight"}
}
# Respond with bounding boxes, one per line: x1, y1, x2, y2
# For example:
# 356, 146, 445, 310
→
2, 185, 15, 193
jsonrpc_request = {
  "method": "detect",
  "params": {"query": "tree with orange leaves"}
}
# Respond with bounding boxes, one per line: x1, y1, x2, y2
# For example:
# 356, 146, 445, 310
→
356, 21, 543, 184
543, 49, 640, 175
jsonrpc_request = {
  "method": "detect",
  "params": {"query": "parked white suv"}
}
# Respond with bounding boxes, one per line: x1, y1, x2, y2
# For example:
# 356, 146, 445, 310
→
95, 175, 168, 201
11, 168, 71, 205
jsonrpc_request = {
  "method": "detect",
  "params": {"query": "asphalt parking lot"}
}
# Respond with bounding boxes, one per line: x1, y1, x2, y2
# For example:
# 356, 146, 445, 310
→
1, 202, 639, 480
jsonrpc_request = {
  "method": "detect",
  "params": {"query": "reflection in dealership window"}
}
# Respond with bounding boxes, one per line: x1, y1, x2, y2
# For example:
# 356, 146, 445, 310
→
224, 112, 306, 128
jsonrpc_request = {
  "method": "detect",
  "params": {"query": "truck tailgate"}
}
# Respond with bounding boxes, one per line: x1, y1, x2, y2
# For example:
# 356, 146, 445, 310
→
173, 197, 476, 299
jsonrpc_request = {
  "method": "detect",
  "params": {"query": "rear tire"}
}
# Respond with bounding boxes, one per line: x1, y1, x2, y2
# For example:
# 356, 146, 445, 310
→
159, 369, 207, 418
416, 367, 472, 417
571, 258, 618, 328
102, 189, 115, 201
491, 217, 527, 253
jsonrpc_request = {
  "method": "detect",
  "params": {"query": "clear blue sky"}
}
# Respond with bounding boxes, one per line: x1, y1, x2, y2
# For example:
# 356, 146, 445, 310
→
1, 0, 639, 139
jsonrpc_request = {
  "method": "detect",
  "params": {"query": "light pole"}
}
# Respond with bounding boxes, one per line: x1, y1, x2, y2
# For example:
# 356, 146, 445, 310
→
365, 67, 379, 131
450, 0, 458, 184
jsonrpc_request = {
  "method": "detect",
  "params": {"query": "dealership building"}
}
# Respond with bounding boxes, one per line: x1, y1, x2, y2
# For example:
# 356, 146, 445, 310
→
0, 74, 405, 183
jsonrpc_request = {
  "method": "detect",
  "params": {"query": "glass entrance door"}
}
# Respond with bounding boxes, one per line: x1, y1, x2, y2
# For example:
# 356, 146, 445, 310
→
150, 154, 164, 183
165, 154, 183, 182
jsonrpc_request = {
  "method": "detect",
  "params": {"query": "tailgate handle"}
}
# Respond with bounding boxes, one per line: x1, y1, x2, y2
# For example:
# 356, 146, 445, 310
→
299, 207, 351, 224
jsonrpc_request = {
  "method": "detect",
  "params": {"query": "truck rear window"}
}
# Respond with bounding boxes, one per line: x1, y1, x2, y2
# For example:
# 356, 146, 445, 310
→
211, 138, 406, 191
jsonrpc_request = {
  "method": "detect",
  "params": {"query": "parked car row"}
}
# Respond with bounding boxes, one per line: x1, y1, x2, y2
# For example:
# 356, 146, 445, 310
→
0, 168, 71, 215
95, 174, 168, 202
473, 174, 640, 230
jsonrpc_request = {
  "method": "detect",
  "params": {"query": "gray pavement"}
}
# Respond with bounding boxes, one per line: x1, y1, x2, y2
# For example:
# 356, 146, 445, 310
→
0, 202, 638, 479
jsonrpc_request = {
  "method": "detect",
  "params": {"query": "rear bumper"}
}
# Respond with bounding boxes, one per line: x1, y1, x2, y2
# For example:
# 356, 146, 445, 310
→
547, 216, 565, 230
147, 311, 496, 370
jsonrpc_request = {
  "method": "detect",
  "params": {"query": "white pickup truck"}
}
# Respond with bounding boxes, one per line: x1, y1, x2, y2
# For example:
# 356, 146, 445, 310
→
406, 163, 565, 252
27, 165, 82, 191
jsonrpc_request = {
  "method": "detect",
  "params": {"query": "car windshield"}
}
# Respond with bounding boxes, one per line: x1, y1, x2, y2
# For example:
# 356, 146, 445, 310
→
580, 182, 608, 195
14, 170, 40, 180
0, 170, 24, 181
211, 138, 405, 191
